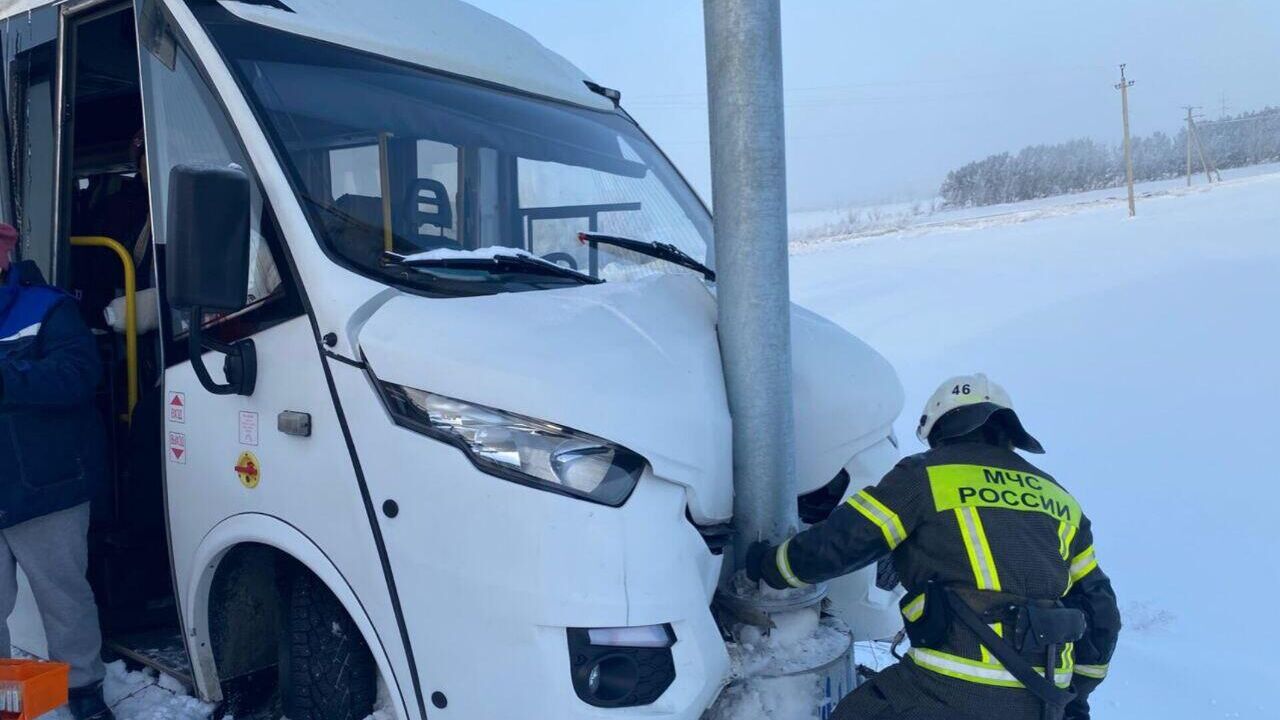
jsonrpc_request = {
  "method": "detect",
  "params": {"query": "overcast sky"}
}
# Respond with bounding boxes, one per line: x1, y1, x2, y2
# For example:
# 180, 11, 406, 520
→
466, 0, 1280, 211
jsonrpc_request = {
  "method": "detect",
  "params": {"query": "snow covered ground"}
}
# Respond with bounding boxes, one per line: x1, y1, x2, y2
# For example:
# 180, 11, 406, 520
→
31, 662, 214, 720
792, 167, 1280, 718
790, 161, 1280, 250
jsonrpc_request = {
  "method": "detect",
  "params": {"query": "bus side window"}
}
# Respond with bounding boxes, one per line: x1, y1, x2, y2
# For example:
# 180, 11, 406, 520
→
137, 11, 300, 353
5, 7, 58, 281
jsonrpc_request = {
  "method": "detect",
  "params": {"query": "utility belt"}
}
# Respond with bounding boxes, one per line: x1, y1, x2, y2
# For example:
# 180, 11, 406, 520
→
900, 582, 1086, 717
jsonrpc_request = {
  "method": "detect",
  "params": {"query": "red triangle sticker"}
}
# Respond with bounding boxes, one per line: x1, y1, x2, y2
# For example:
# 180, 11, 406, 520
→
172, 448, 185, 459
170, 395, 184, 406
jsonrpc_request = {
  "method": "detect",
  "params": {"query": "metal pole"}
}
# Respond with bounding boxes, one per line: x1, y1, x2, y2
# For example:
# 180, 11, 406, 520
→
1189, 118, 1217, 184
704, 0, 801, 565
1115, 65, 1136, 217
1185, 107, 1194, 187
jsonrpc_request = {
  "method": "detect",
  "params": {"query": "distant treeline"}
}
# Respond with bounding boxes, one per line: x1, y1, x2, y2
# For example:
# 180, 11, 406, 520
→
939, 107, 1280, 207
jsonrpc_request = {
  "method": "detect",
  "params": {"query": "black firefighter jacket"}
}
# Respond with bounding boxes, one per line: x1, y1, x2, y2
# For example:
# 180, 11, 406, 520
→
761, 441, 1121, 716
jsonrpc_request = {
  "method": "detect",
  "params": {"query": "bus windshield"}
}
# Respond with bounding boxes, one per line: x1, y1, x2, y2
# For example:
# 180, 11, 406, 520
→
203, 17, 713, 295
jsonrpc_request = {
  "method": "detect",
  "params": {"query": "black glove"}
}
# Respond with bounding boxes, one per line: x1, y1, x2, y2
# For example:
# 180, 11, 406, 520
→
745, 541, 770, 583
875, 556, 901, 591
745, 541, 796, 590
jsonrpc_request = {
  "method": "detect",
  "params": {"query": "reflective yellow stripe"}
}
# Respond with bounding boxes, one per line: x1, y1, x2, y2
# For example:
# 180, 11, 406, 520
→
909, 648, 1073, 689
955, 507, 1002, 591
775, 538, 807, 588
1075, 663, 1109, 679
1057, 521, 1078, 561
1069, 545, 1099, 584
902, 593, 926, 622
847, 490, 907, 549
980, 621, 1004, 664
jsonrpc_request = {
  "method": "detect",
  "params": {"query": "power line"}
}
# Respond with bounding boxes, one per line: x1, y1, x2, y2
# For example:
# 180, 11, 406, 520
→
626, 80, 1090, 110
1199, 110, 1280, 127
624, 63, 1113, 103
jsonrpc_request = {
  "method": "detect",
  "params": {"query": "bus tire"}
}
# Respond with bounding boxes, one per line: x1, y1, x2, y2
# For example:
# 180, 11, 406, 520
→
279, 571, 377, 720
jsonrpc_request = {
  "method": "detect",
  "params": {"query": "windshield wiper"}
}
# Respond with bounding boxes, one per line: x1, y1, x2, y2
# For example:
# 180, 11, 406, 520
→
385, 251, 603, 285
577, 233, 715, 281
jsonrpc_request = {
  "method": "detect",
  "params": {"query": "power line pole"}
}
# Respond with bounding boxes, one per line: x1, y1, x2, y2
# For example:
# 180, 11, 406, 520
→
1188, 115, 1220, 183
1219, 92, 1230, 120
1115, 65, 1136, 217
1182, 106, 1199, 186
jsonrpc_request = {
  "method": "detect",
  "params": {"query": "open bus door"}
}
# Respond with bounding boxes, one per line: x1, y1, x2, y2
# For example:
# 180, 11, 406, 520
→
0, 0, 188, 685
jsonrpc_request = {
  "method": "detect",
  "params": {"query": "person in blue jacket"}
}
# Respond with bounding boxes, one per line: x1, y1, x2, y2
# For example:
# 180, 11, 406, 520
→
0, 223, 112, 720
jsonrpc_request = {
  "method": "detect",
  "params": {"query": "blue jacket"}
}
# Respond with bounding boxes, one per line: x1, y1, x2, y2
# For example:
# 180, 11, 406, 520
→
0, 262, 106, 529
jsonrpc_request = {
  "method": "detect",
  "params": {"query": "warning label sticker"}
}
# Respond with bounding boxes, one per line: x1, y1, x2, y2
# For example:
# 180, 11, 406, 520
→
238, 411, 259, 446
235, 451, 261, 489
168, 432, 187, 464
167, 392, 186, 424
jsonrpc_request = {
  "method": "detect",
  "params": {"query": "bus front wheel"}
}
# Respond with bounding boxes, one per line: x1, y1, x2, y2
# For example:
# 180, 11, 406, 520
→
279, 571, 378, 720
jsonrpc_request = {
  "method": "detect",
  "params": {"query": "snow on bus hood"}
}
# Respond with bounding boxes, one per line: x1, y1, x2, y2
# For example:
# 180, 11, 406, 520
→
357, 274, 903, 521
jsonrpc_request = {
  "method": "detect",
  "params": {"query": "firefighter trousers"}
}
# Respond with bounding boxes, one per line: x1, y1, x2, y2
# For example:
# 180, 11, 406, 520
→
835, 658, 1062, 720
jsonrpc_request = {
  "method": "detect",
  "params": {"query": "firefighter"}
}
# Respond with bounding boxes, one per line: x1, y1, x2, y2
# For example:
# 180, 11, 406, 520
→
748, 374, 1120, 720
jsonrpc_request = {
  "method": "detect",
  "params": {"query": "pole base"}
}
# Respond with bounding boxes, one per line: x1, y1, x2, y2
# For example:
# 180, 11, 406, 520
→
715, 574, 828, 625
704, 613, 855, 720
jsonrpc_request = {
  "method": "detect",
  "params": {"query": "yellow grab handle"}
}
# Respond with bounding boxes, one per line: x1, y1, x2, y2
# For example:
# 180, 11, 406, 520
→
70, 236, 138, 421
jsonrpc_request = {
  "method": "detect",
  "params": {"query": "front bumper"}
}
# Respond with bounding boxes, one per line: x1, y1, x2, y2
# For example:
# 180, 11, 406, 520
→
343, 395, 729, 718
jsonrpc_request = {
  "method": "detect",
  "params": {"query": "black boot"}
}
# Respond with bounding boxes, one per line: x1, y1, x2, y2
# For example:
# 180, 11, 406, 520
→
67, 682, 114, 720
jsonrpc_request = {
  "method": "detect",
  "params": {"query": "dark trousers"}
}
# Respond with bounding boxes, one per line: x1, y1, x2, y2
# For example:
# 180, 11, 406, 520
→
836, 658, 1059, 720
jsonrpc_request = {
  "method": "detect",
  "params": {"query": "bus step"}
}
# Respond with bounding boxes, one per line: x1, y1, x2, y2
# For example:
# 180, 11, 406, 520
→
105, 628, 192, 688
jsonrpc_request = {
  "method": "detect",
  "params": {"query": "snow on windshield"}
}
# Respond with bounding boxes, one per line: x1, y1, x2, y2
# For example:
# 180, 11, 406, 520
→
400, 247, 540, 263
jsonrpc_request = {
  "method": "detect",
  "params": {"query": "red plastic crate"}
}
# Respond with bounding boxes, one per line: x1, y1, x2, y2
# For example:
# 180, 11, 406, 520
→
0, 659, 70, 720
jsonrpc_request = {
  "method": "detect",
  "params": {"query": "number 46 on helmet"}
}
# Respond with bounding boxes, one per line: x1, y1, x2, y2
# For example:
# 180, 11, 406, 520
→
916, 373, 1045, 454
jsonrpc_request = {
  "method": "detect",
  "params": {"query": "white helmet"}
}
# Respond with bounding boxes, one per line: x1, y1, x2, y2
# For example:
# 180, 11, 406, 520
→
916, 373, 1044, 453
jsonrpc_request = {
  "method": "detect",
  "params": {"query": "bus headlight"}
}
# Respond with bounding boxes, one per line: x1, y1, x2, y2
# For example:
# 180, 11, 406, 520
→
378, 383, 646, 506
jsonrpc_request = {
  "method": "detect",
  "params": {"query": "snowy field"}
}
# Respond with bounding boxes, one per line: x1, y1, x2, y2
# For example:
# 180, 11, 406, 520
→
790, 161, 1280, 250
792, 167, 1280, 719
55, 168, 1279, 719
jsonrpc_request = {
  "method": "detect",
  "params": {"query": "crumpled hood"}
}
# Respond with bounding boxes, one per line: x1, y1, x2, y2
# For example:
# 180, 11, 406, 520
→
358, 274, 735, 522
790, 305, 904, 493
357, 274, 903, 522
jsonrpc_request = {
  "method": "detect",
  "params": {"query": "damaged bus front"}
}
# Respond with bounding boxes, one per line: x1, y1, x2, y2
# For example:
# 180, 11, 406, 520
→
1, 0, 902, 717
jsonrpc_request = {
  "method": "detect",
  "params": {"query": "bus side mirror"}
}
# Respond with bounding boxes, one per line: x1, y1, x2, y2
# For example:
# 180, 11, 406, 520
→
166, 163, 251, 310
166, 164, 257, 397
